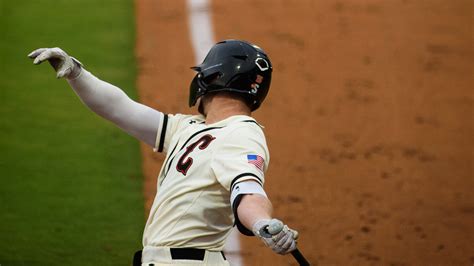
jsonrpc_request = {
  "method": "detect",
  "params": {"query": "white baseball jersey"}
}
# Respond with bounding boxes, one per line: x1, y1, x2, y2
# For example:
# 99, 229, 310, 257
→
142, 114, 269, 251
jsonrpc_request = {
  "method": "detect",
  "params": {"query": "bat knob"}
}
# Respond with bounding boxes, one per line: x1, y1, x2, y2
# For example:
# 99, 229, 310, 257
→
259, 219, 284, 238
267, 219, 284, 234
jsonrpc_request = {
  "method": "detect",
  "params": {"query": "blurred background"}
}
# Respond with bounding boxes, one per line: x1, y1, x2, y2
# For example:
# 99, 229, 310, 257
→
1, 0, 472, 265
1, 0, 143, 265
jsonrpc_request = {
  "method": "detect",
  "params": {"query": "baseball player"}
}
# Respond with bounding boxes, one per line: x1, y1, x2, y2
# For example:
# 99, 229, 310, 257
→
29, 40, 299, 265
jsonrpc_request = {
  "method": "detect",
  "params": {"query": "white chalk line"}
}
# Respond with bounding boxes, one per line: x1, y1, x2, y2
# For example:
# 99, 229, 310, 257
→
185, 0, 243, 265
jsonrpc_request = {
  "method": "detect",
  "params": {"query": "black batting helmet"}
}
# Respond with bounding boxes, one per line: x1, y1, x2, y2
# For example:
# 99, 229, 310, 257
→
189, 40, 272, 111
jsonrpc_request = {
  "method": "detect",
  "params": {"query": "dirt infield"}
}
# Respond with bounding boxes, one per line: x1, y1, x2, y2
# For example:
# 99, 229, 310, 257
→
135, 0, 473, 265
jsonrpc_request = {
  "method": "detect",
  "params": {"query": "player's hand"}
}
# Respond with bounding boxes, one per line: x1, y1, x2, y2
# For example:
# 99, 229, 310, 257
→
28, 47, 83, 79
253, 218, 299, 255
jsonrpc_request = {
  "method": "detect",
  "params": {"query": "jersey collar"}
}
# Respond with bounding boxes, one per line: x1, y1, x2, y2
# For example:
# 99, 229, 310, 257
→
205, 115, 263, 128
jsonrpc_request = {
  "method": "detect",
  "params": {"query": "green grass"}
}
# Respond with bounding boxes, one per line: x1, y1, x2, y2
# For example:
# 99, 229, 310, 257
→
0, 0, 144, 265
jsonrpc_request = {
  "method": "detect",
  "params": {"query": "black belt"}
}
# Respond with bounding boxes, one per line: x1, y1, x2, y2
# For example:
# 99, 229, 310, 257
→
133, 248, 226, 266
171, 248, 226, 261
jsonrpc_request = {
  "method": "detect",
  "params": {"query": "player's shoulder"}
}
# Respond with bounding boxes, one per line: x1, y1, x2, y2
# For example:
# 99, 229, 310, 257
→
221, 115, 266, 140
213, 116, 269, 155
168, 113, 205, 128
229, 118, 264, 132
168, 113, 204, 122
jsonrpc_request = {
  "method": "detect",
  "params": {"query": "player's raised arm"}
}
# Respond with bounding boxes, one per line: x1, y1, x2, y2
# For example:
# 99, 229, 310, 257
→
28, 47, 161, 147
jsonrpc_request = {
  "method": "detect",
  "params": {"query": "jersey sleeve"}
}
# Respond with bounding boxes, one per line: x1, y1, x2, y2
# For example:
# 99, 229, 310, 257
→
210, 125, 269, 191
153, 113, 190, 153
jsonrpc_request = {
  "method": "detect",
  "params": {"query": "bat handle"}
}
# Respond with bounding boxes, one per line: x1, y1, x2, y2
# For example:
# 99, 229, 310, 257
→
291, 248, 310, 266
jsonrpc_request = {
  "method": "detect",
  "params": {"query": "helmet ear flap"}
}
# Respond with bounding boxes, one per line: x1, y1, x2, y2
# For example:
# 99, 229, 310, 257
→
189, 71, 223, 107
189, 75, 203, 107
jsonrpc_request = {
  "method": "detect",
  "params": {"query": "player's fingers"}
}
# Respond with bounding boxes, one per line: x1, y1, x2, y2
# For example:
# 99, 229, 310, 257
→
273, 239, 296, 255
28, 48, 48, 59
281, 240, 297, 254
272, 225, 290, 242
33, 49, 53, 64
276, 231, 293, 249
290, 228, 299, 240
271, 228, 287, 242
33, 48, 64, 65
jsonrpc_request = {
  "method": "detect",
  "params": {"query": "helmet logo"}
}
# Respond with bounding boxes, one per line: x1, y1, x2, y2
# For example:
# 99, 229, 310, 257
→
251, 74, 264, 94
255, 58, 270, 71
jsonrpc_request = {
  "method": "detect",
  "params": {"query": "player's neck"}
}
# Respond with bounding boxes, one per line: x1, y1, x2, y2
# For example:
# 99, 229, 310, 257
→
204, 94, 251, 124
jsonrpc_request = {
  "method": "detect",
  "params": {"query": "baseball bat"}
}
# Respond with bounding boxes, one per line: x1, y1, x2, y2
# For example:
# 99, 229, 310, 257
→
290, 248, 310, 266
261, 220, 311, 266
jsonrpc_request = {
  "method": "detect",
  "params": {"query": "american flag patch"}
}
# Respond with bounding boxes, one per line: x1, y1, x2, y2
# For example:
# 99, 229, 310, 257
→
247, 154, 264, 172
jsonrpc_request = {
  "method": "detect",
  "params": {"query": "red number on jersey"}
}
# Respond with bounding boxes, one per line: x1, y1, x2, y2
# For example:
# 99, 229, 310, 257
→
176, 134, 216, 175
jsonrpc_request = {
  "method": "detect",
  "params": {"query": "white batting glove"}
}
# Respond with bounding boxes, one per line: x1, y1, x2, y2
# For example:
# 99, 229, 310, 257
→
253, 218, 299, 255
28, 47, 83, 79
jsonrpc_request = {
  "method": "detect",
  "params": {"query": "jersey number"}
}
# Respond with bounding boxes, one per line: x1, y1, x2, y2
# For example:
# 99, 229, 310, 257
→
176, 134, 216, 176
